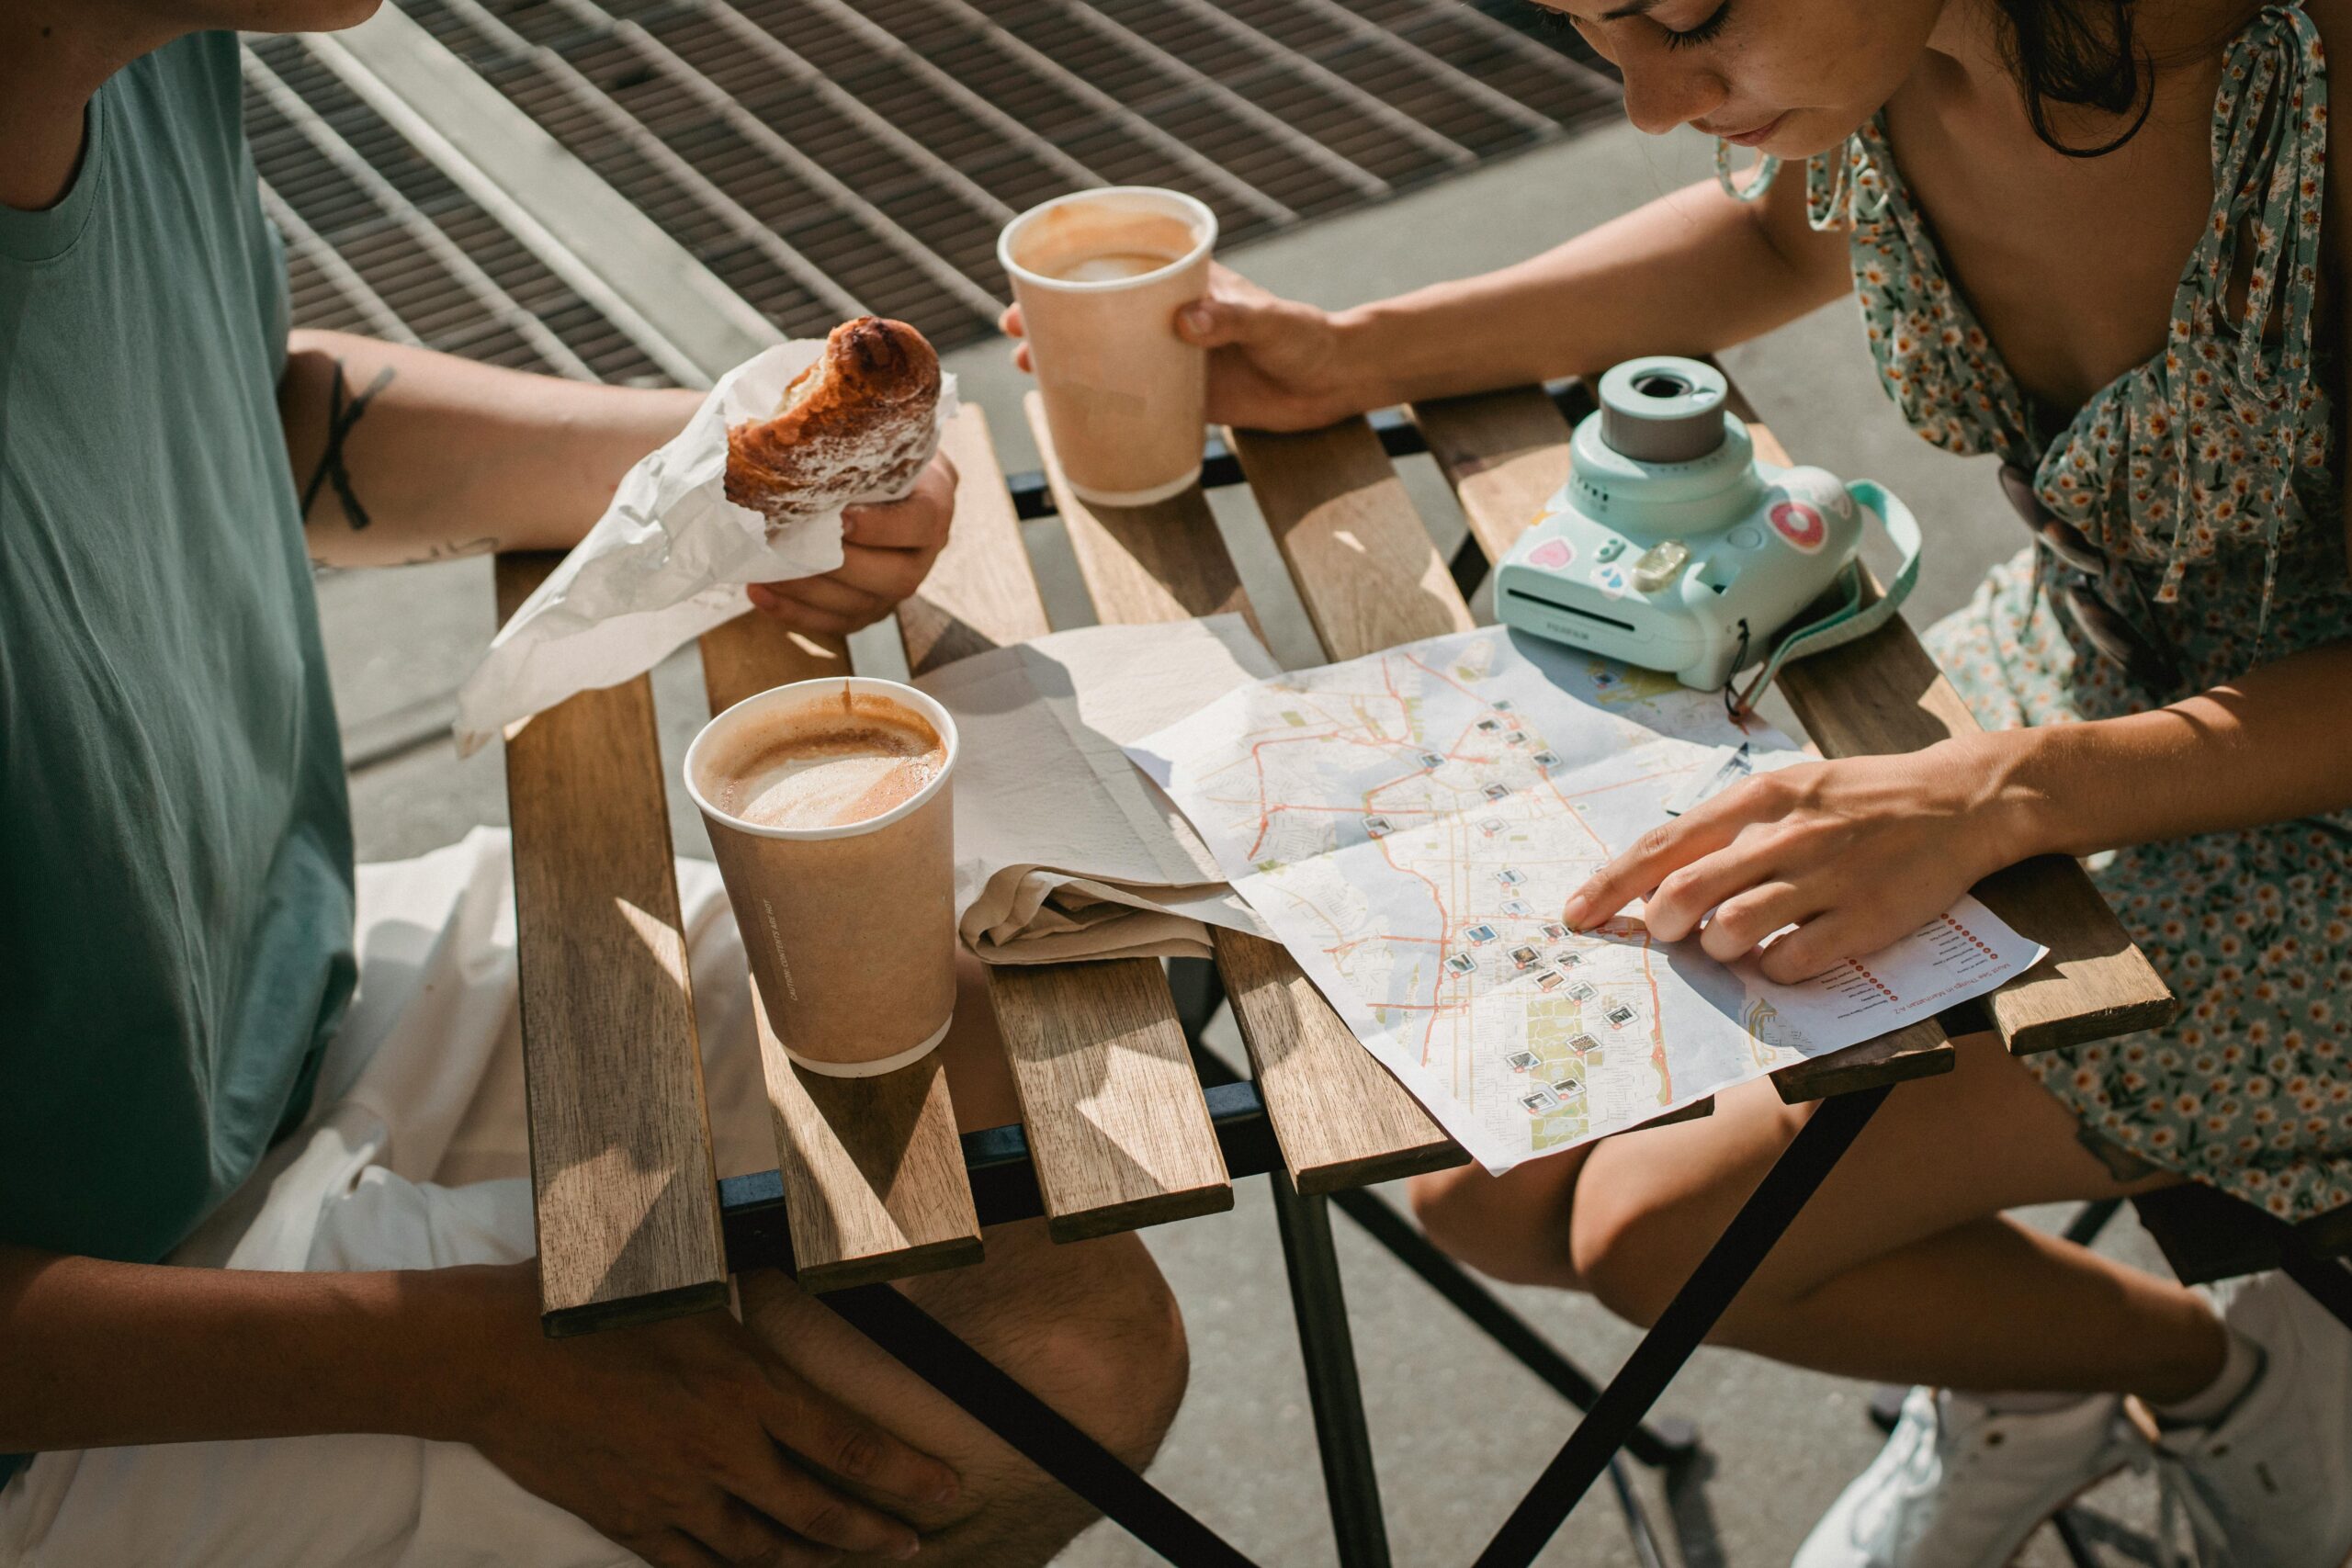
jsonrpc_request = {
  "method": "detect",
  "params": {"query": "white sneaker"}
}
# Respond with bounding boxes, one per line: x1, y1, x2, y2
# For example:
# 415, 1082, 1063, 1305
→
1792, 1387, 2145, 1568
2152, 1270, 2352, 1568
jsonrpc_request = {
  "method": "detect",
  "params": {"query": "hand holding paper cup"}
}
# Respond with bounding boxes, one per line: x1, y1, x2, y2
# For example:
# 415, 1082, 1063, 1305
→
999, 187, 1217, 506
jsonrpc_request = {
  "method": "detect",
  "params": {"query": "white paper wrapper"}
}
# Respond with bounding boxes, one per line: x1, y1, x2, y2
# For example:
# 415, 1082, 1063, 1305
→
453, 341, 959, 754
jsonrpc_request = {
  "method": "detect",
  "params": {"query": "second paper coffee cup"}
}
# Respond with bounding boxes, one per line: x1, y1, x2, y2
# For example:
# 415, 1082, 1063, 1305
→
1000, 186, 1217, 507
685, 677, 958, 1077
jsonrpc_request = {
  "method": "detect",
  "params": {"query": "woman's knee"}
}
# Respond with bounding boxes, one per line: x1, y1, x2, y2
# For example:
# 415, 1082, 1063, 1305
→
1567, 1166, 1709, 1328
1408, 1160, 1584, 1289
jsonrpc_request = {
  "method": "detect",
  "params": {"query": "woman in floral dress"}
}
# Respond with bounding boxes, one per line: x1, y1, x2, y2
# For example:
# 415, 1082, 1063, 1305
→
1004, 1, 2352, 1561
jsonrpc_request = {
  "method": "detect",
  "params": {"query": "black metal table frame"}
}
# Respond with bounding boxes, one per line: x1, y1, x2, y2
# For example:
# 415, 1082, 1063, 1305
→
703, 418, 1903, 1565
718, 987, 1892, 1568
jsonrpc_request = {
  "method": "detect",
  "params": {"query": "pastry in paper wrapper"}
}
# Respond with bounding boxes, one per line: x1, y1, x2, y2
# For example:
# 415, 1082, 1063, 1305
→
455, 323, 956, 754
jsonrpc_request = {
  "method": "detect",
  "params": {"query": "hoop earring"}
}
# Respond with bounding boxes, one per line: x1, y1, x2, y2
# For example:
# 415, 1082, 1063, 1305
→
1715, 141, 1781, 203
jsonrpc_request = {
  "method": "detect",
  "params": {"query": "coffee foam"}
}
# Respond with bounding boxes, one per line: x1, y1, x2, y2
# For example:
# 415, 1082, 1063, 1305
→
703, 688, 945, 831
1010, 204, 1200, 286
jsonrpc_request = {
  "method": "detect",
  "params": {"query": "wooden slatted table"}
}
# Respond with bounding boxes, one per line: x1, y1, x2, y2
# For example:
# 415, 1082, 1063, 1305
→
497, 382, 2176, 1563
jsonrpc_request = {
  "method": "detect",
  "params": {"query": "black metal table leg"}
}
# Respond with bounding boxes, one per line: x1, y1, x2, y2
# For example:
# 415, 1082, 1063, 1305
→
2278, 1240, 2352, 1333
821, 1282, 1263, 1568
1330, 1185, 1700, 1471
1170, 955, 1227, 1048
1270, 1173, 1395, 1568
1472, 1084, 1894, 1568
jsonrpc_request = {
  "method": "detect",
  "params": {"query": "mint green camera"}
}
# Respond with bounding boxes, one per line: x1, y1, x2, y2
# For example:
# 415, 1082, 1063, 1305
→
1495, 357, 1920, 700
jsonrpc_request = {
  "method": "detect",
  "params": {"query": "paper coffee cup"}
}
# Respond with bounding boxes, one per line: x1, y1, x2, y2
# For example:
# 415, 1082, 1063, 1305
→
999, 187, 1217, 507
684, 678, 958, 1077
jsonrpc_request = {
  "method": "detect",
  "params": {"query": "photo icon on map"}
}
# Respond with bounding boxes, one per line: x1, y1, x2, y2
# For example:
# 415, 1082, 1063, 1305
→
1465, 924, 1498, 944
1606, 1003, 1637, 1028
1362, 815, 1394, 838
1533, 750, 1563, 769
1553, 1077, 1582, 1097
1566, 981, 1598, 1002
1506, 1051, 1539, 1071
1481, 783, 1510, 802
1568, 1032, 1600, 1055
1542, 922, 1567, 939
1519, 1089, 1559, 1114
1510, 944, 1541, 968
1445, 953, 1476, 975
1498, 869, 1526, 886
1418, 751, 1446, 770
1535, 972, 1565, 991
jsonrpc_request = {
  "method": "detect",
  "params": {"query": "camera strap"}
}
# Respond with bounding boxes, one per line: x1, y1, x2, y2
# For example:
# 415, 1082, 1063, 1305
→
1730, 479, 1922, 715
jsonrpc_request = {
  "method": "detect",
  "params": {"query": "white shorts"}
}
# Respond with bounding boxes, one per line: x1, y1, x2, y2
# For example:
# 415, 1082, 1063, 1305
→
0, 830, 776, 1568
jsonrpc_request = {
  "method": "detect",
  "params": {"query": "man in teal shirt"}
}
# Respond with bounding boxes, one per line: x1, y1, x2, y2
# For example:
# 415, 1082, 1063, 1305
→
0, 6, 1184, 1563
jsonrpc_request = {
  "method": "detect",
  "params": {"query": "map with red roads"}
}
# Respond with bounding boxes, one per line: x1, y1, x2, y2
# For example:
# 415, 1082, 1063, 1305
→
1132, 628, 2044, 1171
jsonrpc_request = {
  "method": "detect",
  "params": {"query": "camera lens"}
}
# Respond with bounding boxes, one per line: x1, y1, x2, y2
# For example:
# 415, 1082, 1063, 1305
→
1597, 356, 1730, 463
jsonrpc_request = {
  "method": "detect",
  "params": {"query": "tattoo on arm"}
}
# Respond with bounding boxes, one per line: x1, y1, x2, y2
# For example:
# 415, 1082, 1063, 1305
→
300, 357, 395, 530
395, 536, 500, 567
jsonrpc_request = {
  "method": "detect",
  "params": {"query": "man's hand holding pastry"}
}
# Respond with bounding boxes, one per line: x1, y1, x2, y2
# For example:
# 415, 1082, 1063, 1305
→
746, 447, 958, 636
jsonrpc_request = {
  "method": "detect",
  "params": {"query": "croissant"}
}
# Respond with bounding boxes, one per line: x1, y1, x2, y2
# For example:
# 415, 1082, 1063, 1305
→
724, 317, 944, 535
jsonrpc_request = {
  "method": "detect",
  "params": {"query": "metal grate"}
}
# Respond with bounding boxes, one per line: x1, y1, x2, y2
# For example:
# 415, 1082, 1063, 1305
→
367, 0, 1618, 354
243, 32, 673, 384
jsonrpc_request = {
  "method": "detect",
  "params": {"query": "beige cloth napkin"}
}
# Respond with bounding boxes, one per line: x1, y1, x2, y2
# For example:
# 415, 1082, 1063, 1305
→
915, 616, 1277, 964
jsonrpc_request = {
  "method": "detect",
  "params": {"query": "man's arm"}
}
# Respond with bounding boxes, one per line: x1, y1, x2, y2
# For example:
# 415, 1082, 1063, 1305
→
279, 331, 701, 568
277, 331, 695, 570
0, 1246, 953, 1566
279, 329, 959, 635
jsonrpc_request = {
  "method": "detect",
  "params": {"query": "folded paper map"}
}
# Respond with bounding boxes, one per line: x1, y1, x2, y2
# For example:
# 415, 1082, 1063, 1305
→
1127, 627, 2046, 1172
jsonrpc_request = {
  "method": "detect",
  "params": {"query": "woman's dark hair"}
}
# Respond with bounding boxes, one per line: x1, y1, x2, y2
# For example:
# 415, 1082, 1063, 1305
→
1996, 0, 2154, 158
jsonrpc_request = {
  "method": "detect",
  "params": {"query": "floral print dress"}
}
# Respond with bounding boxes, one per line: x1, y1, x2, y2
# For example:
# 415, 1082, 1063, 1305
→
1805, 5, 2352, 1220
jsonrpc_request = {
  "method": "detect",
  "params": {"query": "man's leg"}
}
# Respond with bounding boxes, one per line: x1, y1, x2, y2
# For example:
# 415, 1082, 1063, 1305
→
1413, 1032, 2222, 1403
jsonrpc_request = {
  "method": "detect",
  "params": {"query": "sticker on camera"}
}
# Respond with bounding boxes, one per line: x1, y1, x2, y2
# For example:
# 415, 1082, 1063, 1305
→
1765, 471, 1852, 556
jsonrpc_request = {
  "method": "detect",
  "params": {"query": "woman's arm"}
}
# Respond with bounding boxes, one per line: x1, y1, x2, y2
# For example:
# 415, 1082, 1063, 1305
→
1990, 640, 2352, 857
1332, 167, 1854, 408
278, 331, 702, 568
1002, 167, 1854, 432
1563, 640, 2352, 983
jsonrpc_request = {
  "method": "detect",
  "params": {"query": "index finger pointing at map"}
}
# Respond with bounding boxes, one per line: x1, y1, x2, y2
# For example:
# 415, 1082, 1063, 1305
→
1563, 813, 1739, 930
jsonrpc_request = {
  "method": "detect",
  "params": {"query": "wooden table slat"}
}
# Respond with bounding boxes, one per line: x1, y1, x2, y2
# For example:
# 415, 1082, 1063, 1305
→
497, 552, 730, 1333
901, 405, 1056, 675
1224, 419, 1476, 660
1028, 392, 1463, 1191
698, 607, 984, 1292
926, 406, 1236, 1239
